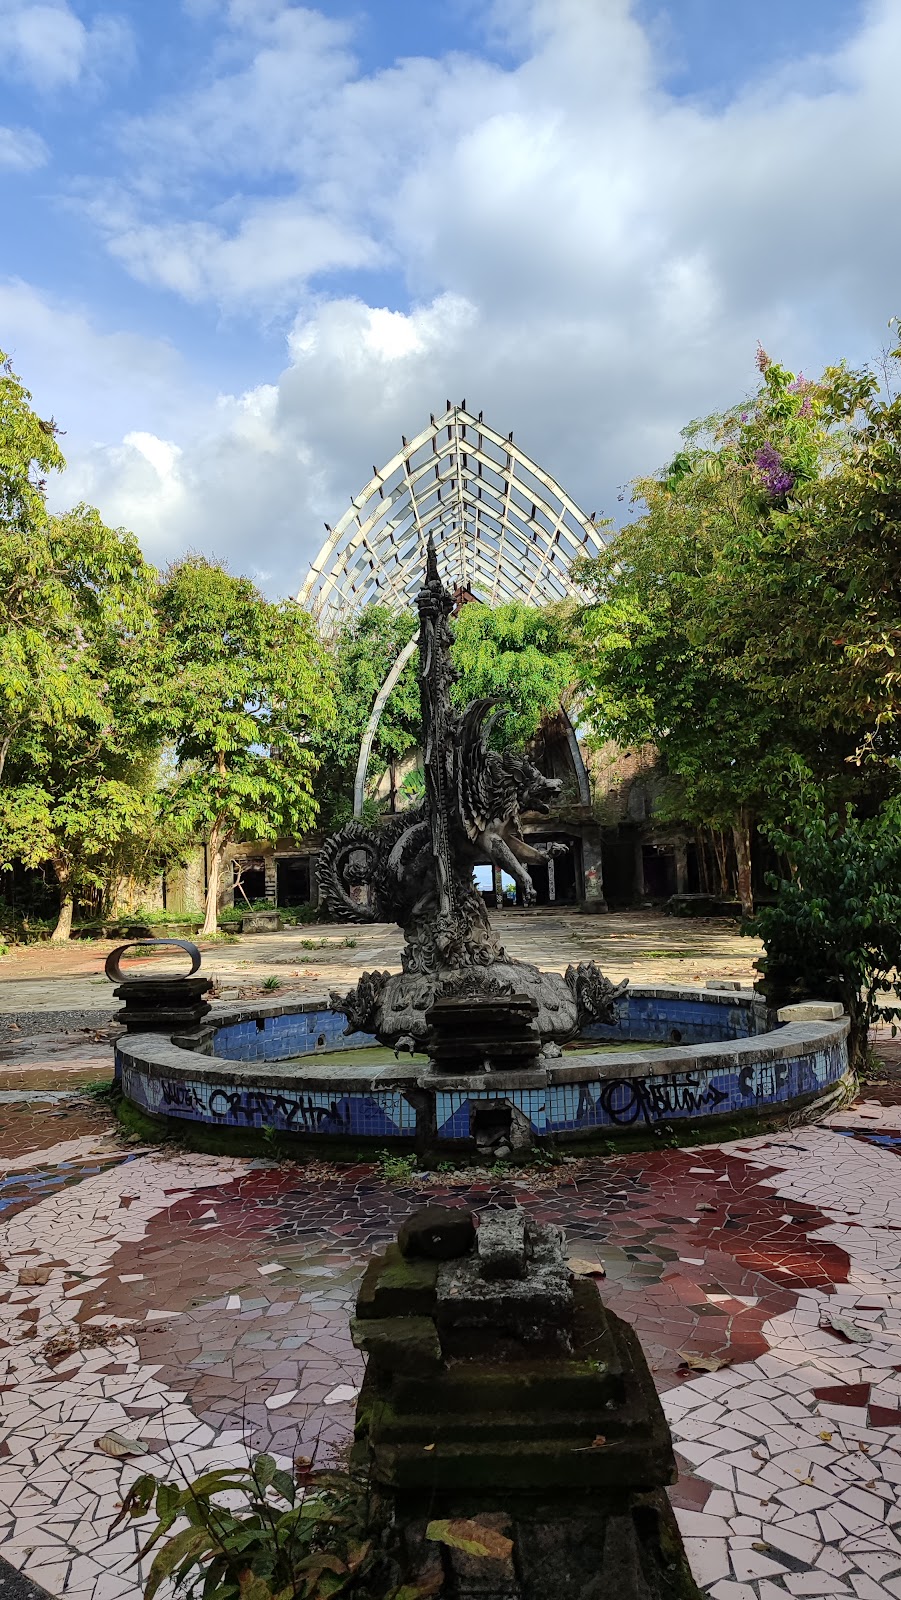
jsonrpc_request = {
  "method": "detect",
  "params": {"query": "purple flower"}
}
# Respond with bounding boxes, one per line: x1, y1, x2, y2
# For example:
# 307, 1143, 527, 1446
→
754, 442, 795, 498
799, 396, 812, 417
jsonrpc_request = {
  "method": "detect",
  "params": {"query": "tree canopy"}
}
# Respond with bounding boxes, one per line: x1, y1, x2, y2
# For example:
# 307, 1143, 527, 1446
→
310, 605, 420, 825
0, 354, 167, 938
157, 557, 336, 935
451, 600, 579, 751
574, 347, 896, 911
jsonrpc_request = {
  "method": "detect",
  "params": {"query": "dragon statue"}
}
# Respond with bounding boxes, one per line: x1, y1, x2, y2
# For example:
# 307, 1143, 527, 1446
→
318, 537, 627, 1058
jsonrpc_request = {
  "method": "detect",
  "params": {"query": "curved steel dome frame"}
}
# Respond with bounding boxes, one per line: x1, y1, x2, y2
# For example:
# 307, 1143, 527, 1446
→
299, 402, 605, 816
298, 403, 606, 627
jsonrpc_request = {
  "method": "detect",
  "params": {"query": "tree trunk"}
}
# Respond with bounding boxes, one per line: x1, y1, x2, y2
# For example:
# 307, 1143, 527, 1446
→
201, 832, 224, 938
388, 761, 397, 814
50, 877, 74, 944
0, 729, 12, 786
696, 829, 710, 895
732, 810, 754, 919
712, 829, 730, 897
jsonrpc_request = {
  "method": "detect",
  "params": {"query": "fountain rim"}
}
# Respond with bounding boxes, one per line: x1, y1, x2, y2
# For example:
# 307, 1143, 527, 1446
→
116, 982, 850, 1095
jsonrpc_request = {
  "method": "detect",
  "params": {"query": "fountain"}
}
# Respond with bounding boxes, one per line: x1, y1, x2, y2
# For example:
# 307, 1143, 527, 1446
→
115, 542, 852, 1154
318, 536, 627, 1074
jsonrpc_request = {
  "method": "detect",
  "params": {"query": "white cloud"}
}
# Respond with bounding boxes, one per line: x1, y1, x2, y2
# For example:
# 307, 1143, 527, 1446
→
0, 124, 48, 170
0, 0, 133, 93
101, 199, 383, 307
8, 0, 901, 598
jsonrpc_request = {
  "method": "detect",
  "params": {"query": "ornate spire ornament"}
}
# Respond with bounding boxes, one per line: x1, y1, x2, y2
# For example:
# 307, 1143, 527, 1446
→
317, 538, 627, 1066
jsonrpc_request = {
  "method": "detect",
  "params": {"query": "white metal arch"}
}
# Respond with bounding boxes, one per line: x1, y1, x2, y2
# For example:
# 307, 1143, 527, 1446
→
298, 403, 607, 628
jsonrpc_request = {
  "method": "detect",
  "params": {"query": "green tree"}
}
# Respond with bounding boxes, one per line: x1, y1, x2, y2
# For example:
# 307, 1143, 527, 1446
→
157, 558, 335, 936
451, 600, 579, 751
313, 605, 420, 824
0, 354, 166, 938
753, 774, 901, 1069
575, 351, 878, 914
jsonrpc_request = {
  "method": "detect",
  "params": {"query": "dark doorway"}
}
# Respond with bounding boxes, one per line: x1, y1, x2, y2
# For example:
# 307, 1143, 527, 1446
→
641, 844, 677, 899
234, 859, 266, 904
549, 838, 578, 903
277, 857, 311, 906
529, 860, 550, 905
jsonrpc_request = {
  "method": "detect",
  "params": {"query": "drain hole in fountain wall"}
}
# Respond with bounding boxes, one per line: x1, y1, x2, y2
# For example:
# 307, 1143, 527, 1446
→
670, 1028, 683, 1043
472, 1102, 513, 1163
317, 1034, 326, 1048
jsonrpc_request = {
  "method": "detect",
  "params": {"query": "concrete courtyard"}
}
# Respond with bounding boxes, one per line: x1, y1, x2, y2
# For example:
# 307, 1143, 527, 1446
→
2, 913, 901, 1600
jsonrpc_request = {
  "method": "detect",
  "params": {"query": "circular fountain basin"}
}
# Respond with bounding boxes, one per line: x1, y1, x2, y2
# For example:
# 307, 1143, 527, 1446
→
115, 984, 852, 1155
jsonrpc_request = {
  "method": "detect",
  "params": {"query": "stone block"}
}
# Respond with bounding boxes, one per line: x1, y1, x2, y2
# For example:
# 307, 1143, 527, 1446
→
777, 1000, 844, 1021
241, 910, 282, 933
357, 1245, 439, 1318
398, 1205, 476, 1260
477, 1209, 527, 1280
436, 1253, 573, 1351
350, 1315, 443, 1377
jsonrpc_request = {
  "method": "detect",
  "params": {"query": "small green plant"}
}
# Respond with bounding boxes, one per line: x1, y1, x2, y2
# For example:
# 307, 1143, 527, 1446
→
435, 1160, 458, 1175
376, 1150, 417, 1184
113, 1455, 418, 1600
262, 976, 282, 990
488, 1158, 513, 1178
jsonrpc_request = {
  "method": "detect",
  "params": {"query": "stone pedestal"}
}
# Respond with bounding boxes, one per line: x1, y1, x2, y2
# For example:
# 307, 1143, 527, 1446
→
426, 993, 542, 1073
106, 940, 212, 1034
352, 1206, 702, 1600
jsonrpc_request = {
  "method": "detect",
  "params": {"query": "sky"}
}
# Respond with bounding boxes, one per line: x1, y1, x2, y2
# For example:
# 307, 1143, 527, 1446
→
1, 0, 895, 598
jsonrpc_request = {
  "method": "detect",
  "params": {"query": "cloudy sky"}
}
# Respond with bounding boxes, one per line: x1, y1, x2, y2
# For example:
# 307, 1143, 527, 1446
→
1, 0, 894, 596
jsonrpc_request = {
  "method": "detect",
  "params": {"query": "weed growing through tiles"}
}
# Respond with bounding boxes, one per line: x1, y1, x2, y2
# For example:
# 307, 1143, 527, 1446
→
113, 1453, 424, 1600
375, 1150, 417, 1184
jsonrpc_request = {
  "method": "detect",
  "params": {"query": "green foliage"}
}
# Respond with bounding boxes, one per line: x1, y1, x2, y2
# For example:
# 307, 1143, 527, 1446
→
0, 352, 183, 937
113, 1456, 421, 1600
450, 600, 578, 750
156, 558, 336, 935
262, 975, 281, 990
575, 349, 894, 910
376, 1150, 417, 1183
752, 774, 901, 1067
312, 607, 419, 825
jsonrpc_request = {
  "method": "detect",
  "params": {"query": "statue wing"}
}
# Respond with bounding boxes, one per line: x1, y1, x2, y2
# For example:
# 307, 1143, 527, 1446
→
458, 697, 506, 841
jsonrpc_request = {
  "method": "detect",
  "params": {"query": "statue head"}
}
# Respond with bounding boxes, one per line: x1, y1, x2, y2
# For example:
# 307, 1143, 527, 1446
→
503, 752, 563, 815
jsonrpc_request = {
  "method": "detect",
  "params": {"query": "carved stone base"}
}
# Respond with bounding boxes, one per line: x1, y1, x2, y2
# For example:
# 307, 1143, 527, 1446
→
352, 1208, 702, 1600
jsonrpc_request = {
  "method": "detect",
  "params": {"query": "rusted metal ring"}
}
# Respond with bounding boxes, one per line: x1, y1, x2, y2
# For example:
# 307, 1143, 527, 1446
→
104, 939, 202, 984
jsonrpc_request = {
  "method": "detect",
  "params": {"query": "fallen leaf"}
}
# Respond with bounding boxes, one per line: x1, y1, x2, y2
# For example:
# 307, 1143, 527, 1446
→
590, 1435, 607, 1448
819, 1308, 873, 1344
423, 1444, 435, 1452
568, 1258, 606, 1278
18, 1266, 52, 1286
696, 1203, 716, 1212
678, 1350, 731, 1373
426, 1520, 513, 1561
750, 1449, 766, 1461
818, 1431, 833, 1443
94, 1432, 148, 1459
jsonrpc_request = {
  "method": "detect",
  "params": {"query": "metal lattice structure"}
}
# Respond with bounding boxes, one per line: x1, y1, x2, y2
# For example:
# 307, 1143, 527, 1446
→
298, 403, 606, 626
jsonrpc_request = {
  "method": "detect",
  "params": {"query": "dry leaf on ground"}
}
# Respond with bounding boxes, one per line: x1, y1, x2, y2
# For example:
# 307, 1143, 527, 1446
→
426, 1520, 514, 1561
94, 1432, 148, 1458
678, 1350, 731, 1372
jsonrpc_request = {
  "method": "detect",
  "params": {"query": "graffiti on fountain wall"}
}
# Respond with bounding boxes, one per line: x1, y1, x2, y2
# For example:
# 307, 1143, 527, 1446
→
122, 1066, 418, 1138
548, 1047, 844, 1132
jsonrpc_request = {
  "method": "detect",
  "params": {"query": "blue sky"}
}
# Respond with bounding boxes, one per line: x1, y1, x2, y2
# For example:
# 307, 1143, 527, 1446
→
0, 0, 892, 593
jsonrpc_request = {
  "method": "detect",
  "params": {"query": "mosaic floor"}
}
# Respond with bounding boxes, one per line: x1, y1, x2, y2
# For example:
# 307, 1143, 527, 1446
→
4, 1075, 901, 1598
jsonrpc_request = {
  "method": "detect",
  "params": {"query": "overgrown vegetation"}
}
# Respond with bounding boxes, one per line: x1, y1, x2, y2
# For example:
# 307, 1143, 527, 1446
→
114, 1455, 428, 1600
752, 776, 901, 1068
